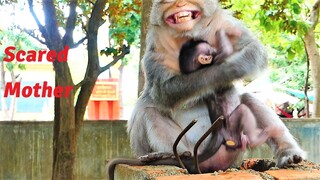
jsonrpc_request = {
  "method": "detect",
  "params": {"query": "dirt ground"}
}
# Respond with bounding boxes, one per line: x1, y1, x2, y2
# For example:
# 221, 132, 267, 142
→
239, 158, 320, 171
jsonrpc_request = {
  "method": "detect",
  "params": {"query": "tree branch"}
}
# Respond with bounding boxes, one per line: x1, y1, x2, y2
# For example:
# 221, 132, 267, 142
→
27, 0, 49, 44
62, 0, 78, 46
302, 38, 310, 118
304, 0, 320, 117
88, 0, 95, 5
99, 45, 130, 74
21, 28, 46, 45
69, 36, 87, 48
74, 77, 90, 92
75, 0, 107, 133
81, 21, 88, 35
310, 0, 320, 29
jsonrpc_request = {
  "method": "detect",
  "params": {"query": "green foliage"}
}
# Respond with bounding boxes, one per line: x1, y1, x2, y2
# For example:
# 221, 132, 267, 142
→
257, 0, 310, 36
49, 0, 141, 49
107, 0, 142, 46
101, 47, 119, 57
0, 28, 39, 72
222, 0, 315, 91
255, 0, 314, 91
0, 0, 17, 5
102, 0, 141, 65
33, 0, 141, 66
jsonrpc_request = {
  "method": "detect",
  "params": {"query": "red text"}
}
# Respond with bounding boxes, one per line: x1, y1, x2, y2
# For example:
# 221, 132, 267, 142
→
3, 46, 69, 62
4, 81, 73, 98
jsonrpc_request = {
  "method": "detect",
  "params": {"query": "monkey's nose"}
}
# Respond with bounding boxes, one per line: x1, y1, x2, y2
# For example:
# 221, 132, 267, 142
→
176, 0, 187, 7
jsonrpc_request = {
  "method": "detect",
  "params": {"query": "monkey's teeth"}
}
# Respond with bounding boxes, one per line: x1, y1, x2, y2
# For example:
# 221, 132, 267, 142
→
174, 11, 192, 23
166, 11, 200, 24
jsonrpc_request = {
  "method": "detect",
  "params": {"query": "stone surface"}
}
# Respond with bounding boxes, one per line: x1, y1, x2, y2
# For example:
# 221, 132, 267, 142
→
156, 171, 263, 180
114, 160, 320, 180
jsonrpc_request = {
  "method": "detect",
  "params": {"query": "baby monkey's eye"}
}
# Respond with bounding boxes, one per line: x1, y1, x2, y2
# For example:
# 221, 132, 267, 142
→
160, 0, 176, 4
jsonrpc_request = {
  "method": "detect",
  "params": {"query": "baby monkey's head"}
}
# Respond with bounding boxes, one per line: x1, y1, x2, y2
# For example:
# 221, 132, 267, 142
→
179, 39, 216, 74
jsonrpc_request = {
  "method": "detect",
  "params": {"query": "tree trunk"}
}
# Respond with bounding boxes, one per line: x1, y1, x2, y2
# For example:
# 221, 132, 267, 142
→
0, 61, 9, 119
52, 76, 76, 180
74, 0, 106, 133
52, 0, 107, 179
138, 0, 152, 95
31, 0, 77, 179
28, 0, 112, 178
9, 71, 17, 120
304, 0, 320, 117
304, 31, 320, 117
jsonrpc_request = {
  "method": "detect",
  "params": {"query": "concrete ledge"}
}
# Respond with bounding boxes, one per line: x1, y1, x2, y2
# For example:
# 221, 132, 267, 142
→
266, 169, 320, 180
114, 165, 188, 179
114, 159, 320, 180
156, 171, 263, 180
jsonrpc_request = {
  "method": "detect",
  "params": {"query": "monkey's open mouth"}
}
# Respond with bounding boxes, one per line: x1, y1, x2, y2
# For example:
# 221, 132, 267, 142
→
166, 11, 201, 24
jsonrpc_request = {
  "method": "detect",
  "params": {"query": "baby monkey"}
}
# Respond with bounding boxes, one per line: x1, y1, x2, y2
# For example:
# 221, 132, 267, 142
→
179, 29, 236, 74
179, 29, 281, 150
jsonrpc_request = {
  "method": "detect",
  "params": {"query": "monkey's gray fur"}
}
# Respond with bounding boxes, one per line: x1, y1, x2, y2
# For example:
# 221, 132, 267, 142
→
128, 0, 306, 172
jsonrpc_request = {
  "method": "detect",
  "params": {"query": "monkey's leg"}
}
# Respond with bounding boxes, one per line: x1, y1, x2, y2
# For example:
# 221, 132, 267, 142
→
241, 93, 306, 167
228, 104, 268, 149
129, 106, 192, 159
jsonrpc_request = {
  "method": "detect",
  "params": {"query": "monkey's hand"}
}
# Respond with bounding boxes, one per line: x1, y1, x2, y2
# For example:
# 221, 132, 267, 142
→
213, 50, 232, 65
214, 28, 242, 65
139, 151, 192, 162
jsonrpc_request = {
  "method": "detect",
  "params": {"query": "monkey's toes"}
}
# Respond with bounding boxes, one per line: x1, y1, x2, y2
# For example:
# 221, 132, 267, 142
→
277, 150, 306, 167
276, 146, 307, 167
293, 155, 303, 163
286, 154, 303, 165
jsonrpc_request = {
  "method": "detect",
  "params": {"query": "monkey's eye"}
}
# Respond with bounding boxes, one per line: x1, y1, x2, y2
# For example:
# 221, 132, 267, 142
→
160, 0, 175, 4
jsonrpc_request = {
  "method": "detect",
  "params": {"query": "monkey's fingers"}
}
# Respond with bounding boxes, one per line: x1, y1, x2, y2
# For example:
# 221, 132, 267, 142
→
287, 155, 303, 165
213, 51, 232, 64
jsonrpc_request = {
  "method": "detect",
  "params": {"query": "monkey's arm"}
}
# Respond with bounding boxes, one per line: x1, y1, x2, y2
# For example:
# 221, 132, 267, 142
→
216, 29, 268, 80
144, 30, 267, 107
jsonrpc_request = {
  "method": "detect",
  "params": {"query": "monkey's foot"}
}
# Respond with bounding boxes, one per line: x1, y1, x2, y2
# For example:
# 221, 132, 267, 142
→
139, 151, 191, 162
279, 154, 303, 166
277, 148, 306, 167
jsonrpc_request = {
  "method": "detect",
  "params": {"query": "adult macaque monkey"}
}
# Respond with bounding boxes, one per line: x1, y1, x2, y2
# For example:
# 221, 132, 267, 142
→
128, 0, 306, 174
